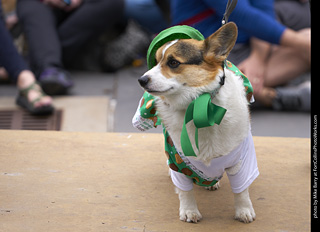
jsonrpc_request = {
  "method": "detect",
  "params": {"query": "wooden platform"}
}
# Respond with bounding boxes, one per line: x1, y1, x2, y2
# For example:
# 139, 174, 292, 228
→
0, 130, 310, 231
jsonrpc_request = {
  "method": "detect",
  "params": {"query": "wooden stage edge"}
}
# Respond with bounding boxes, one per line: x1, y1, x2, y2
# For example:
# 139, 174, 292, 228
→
0, 130, 311, 232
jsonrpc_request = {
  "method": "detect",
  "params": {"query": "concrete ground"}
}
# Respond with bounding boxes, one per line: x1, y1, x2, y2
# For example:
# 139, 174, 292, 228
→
0, 64, 310, 137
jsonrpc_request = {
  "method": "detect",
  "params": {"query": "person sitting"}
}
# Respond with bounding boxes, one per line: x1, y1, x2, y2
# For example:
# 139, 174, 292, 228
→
170, 0, 311, 111
16, 0, 124, 95
0, 1, 54, 115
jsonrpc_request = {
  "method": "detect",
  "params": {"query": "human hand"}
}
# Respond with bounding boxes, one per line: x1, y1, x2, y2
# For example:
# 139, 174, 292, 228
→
297, 28, 311, 65
5, 14, 18, 30
43, 0, 82, 11
43, 0, 68, 9
238, 56, 265, 95
64, 0, 83, 11
281, 28, 311, 65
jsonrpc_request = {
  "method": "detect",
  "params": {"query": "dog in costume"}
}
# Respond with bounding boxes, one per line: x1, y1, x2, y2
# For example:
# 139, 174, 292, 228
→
132, 22, 258, 223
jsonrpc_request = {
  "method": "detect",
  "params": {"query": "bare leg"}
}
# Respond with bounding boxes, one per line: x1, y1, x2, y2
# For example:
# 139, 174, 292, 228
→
176, 188, 202, 223
264, 45, 310, 87
264, 28, 310, 87
255, 28, 310, 107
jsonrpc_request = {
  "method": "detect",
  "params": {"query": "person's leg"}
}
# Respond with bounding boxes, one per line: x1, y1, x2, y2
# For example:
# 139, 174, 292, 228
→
255, 28, 311, 111
264, 29, 310, 87
253, 47, 310, 111
58, 0, 124, 65
16, 0, 63, 76
0, 2, 53, 111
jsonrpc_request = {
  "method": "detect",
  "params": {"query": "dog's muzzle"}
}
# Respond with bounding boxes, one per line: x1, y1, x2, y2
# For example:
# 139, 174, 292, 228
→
138, 75, 150, 88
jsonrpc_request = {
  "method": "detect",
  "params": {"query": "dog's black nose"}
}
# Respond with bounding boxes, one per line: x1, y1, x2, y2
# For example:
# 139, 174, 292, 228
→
138, 75, 150, 87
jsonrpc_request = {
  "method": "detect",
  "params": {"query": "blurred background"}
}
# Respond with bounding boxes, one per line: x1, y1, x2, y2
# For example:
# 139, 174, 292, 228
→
0, 0, 310, 138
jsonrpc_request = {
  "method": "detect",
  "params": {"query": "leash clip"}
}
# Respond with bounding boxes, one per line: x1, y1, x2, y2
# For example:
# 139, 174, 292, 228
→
222, 0, 238, 25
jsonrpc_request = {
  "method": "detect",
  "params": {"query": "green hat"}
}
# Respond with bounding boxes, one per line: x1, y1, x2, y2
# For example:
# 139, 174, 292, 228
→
147, 25, 205, 70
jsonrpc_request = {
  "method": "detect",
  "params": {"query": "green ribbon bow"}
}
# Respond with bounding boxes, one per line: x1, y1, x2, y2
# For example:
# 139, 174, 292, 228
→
181, 93, 227, 157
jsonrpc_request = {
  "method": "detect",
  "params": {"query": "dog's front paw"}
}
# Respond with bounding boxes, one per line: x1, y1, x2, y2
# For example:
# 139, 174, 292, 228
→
180, 208, 202, 223
205, 181, 220, 191
234, 206, 256, 223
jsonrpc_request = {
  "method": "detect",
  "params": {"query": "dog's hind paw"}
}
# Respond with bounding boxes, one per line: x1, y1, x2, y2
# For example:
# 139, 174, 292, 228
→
180, 209, 202, 223
234, 207, 256, 223
205, 181, 220, 191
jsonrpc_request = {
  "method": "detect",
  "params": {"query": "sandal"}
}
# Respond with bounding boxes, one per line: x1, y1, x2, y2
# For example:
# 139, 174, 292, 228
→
16, 82, 55, 115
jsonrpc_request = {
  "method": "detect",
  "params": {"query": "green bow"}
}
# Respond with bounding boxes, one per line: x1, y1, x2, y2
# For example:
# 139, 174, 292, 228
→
181, 93, 227, 157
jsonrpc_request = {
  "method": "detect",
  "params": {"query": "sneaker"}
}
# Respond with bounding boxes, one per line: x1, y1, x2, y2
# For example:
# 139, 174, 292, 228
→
39, 67, 73, 95
103, 20, 151, 72
272, 81, 311, 112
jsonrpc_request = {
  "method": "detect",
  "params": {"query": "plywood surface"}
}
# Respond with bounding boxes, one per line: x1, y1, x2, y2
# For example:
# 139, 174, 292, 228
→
0, 130, 310, 231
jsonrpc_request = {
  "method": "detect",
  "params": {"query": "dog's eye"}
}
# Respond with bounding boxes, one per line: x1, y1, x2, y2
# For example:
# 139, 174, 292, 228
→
167, 59, 181, 69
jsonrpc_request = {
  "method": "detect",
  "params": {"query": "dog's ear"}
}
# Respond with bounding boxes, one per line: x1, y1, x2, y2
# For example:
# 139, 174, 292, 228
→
204, 22, 238, 63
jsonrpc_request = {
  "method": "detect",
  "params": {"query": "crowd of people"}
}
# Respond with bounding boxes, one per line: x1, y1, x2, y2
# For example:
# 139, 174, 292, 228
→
0, 0, 311, 115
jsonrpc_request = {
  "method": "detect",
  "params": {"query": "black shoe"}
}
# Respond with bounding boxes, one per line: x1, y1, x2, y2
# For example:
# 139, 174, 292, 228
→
273, 81, 310, 112
39, 67, 73, 95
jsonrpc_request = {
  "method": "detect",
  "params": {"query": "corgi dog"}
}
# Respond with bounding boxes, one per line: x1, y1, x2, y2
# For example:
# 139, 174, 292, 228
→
133, 22, 259, 223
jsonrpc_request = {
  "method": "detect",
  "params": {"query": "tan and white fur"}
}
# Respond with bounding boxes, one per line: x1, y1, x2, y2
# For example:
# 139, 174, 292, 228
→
138, 23, 255, 223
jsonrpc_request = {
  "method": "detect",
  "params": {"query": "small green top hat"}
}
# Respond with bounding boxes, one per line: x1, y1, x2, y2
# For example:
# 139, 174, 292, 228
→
147, 25, 205, 70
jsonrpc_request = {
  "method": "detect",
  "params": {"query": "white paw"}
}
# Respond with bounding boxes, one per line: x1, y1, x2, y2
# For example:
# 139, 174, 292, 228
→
205, 181, 220, 191
180, 209, 202, 223
234, 206, 256, 223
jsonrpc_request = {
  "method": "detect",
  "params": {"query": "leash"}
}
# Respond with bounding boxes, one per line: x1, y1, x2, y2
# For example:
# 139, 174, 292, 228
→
222, 0, 238, 25
220, 0, 238, 85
